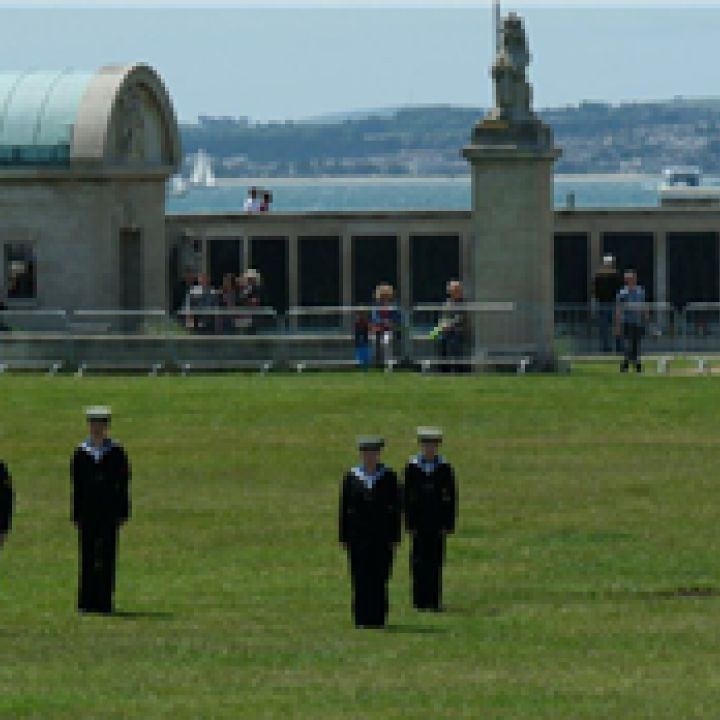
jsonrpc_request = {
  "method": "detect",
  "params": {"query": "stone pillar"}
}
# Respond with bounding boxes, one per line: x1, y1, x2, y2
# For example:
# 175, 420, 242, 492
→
288, 234, 299, 309
461, 11, 561, 367
398, 230, 411, 361
463, 148, 559, 359
341, 232, 353, 308
654, 230, 667, 305
589, 228, 602, 297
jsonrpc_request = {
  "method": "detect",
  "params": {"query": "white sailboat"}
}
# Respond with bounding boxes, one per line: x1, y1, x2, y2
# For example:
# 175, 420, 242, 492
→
189, 149, 216, 187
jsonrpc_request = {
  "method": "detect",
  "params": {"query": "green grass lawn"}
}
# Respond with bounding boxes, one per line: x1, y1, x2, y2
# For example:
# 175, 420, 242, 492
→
1, 368, 720, 719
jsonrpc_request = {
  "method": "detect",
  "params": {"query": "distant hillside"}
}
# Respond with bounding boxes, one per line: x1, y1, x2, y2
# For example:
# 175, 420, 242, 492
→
179, 99, 720, 177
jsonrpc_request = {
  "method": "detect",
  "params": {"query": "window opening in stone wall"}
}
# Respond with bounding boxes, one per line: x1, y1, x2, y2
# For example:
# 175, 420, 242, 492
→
4, 244, 37, 300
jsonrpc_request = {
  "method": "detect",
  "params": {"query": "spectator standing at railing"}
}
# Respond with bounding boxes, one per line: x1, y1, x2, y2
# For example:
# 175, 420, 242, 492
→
593, 254, 622, 354
238, 269, 264, 333
259, 190, 273, 212
354, 310, 371, 370
371, 284, 400, 369
0, 461, 14, 550
243, 187, 261, 213
615, 270, 648, 373
172, 267, 196, 316
240, 269, 264, 307
184, 272, 217, 333
435, 280, 468, 372
219, 273, 238, 333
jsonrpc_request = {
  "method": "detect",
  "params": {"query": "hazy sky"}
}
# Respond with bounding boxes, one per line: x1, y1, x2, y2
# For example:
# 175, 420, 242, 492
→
0, 4, 717, 122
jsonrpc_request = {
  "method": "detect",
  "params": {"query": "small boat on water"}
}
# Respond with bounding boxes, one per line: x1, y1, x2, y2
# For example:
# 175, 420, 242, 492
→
189, 150, 216, 188
659, 166, 720, 207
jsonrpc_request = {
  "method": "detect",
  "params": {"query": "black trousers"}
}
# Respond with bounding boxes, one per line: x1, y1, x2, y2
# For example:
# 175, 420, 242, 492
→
78, 525, 119, 613
411, 532, 445, 609
439, 331, 466, 373
622, 323, 643, 368
347, 542, 394, 627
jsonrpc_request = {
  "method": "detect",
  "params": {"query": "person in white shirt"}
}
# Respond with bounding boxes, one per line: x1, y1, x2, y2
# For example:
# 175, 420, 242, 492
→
243, 187, 261, 213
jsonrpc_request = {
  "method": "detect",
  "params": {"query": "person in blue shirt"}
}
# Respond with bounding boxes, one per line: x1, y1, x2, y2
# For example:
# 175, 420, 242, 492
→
339, 436, 401, 628
71, 406, 131, 614
404, 427, 457, 611
615, 270, 648, 373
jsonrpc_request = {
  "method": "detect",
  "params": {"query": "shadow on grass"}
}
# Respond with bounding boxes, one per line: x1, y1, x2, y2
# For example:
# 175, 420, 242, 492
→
111, 610, 175, 619
473, 587, 720, 606
652, 586, 720, 599
383, 624, 446, 635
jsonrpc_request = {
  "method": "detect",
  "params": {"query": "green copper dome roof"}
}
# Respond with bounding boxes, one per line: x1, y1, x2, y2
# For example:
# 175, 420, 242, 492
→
0, 70, 95, 166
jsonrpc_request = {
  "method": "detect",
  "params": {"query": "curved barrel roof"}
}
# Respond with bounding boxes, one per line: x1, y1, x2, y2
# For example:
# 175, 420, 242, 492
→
0, 64, 180, 170
0, 70, 93, 164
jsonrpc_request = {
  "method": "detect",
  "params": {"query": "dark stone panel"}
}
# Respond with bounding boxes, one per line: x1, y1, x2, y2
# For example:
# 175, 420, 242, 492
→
208, 238, 242, 289
299, 236, 341, 306
602, 232, 655, 300
554, 233, 589, 304
352, 235, 398, 304
250, 236, 288, 312
410, 234, 460, 304
667, 232, 719, 308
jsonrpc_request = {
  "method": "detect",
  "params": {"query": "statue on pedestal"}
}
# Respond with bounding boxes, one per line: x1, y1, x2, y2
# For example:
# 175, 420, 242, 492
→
490, 13, 533, 124
468, 11, 553, 151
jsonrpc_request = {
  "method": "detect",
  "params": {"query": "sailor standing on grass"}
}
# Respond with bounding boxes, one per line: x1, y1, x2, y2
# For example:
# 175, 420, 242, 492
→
71, 407, 131, 614
404, 427, 457, 612
339, 436, 402, 628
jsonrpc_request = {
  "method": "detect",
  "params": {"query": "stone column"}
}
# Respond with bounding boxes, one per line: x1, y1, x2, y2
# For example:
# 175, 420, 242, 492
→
463, 146, 560, 362
589, 228, 602, 298
654, 230, 667, 305
398, 230, 411, 360
288, 234, 299, 309
341, 232, 353, 308
461, 11, 561, 367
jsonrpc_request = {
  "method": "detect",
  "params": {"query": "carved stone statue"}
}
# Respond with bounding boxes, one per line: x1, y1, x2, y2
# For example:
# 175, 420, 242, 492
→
466, 11, 554, 152
490, 13, 533, 123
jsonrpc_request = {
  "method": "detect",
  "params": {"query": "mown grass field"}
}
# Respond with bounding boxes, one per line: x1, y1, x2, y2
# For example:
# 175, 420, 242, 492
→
1, 368, 720, 719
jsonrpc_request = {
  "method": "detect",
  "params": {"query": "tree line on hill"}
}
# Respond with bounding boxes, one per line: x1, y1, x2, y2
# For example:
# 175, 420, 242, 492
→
179, 99, 720, 177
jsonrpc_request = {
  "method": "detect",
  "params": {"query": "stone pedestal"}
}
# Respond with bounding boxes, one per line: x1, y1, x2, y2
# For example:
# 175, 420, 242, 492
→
463, 126, 560, 365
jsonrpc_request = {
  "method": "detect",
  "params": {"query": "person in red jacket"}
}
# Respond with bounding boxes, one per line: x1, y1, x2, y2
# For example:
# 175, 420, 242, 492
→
71, 406, 131, 614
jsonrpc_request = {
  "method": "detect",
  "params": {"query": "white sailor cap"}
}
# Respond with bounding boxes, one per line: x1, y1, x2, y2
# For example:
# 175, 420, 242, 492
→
417, 426, 443, 443
85, 406, 112, 422
357, 435, 384, 451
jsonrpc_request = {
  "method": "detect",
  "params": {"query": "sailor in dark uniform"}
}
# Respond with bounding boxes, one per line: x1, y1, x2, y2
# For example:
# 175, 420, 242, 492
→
404, 427, 457, 611
0, 461, 13, 547
339, 436, 402, 628
71, 407, 131, 614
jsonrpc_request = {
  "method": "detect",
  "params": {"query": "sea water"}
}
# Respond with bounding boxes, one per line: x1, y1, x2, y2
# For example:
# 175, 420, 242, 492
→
166, 176, 714, 214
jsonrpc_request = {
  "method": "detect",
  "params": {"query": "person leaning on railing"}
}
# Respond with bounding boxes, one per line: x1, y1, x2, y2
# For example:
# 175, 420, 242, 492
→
433, 280, 469, 373
183, 272, 218, 334
237, 269, 265, 334
219, 273, 238, 333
